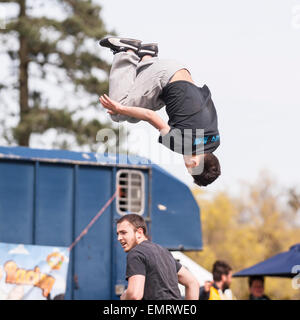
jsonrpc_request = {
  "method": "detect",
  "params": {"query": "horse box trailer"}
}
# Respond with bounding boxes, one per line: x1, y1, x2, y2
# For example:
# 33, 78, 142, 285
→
0, 146, 202, 299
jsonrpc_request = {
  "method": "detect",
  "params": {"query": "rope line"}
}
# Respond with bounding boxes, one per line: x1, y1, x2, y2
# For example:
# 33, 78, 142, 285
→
68, 188, 118, 252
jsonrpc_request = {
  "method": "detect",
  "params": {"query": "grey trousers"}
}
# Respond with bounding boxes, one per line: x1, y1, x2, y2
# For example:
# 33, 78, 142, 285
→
108, 51, 187, 123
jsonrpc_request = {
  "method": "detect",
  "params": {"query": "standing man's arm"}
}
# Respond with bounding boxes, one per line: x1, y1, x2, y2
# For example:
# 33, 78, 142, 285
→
120, 275, 145, 300
177, 266, 200, 300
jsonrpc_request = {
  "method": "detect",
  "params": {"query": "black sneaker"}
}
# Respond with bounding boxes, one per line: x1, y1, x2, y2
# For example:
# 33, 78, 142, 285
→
138, 43, 158, 58
99, 36, 142, 54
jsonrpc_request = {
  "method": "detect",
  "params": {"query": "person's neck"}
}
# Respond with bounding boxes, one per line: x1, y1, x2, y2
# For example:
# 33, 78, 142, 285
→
136, 237, 147, 245
214, 281, 224, 291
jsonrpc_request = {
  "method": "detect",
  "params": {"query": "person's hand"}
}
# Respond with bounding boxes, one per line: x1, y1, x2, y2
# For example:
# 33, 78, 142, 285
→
204, 281, 212, 292
120, 289, 127, 300
99, 94, 123, 115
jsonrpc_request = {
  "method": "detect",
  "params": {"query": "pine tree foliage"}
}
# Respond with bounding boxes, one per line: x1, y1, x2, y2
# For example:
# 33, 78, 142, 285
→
0, 0, 122, 151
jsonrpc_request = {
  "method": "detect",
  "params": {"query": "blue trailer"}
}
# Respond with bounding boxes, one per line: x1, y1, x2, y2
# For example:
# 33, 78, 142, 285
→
0, 146, 202, 299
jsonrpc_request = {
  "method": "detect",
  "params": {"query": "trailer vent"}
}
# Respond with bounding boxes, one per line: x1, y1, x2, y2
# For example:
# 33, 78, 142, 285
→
116, 170, 145, 216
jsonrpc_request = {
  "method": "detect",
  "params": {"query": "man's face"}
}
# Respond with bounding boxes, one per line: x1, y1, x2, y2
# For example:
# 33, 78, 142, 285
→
222, 271, 233, 290
117, 220, 138, 252
250, 280, 264, 298
183, 154, 204, 175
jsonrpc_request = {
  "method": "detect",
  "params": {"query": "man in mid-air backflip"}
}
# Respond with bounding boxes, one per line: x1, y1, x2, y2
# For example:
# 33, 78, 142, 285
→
99, 36, 221, 187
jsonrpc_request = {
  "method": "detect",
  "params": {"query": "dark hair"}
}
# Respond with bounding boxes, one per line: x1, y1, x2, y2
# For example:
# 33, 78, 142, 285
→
212, 260, 232, 282
116, 214, 148, 238
192, 153, 221, 187
248, 276, 264, 287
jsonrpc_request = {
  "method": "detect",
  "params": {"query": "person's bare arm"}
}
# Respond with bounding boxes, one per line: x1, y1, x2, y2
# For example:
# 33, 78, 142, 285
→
177, 266, 200, 300
100, 94, 170, 135
120, 275, 145, 300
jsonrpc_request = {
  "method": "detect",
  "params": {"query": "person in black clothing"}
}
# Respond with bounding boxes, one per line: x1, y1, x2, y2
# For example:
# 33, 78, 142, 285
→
99, 36, 221, 187
116, 214, 199, 300
248, 276, 271, 300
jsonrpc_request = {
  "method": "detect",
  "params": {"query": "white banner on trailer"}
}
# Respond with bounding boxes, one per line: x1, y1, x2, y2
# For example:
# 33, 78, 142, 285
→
0, 242, 69, 300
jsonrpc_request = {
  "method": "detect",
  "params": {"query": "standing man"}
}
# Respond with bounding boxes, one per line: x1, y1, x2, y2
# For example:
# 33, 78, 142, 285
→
199, 260, 234, 300
116, 214, 199, 300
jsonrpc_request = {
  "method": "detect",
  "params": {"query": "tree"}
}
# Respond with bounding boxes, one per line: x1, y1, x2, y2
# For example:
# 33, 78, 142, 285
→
287, 187, 300, 214
0, 0, 123, 151
188, 171, 300, 299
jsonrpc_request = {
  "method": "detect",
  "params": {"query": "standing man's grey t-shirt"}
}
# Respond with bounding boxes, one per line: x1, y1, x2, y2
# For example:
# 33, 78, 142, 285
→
126, 240, 182, 300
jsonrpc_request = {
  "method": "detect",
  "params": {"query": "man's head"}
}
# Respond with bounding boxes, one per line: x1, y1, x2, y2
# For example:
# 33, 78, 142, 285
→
249, 276, 265, 298
184, 153, 221, 187
212, 260, 232, 291
116, 214, 148, 252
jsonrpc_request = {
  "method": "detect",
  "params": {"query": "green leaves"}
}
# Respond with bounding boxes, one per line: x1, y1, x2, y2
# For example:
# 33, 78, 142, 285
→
1, 0, 118, 150
190, 174, 300, 300
12, 106, 124, 151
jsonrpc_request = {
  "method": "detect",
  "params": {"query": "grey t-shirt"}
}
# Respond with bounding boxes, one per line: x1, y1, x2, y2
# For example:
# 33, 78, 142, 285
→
126, 240, 182, 300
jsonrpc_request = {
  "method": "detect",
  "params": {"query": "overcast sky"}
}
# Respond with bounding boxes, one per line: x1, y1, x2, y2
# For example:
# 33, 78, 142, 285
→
1, 0, 300, 195
99, 0, 300, 194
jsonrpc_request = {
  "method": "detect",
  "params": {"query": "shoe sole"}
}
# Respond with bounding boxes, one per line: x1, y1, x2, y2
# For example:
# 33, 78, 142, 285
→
99, 37, 142, 52
138, 43, 158, 57
139, 49, 157, 55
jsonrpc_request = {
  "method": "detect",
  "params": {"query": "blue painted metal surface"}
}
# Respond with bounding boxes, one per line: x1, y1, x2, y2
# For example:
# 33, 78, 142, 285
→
234, 244, 300, 278
0, 146, 202, 299
151, 164, 203, 250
